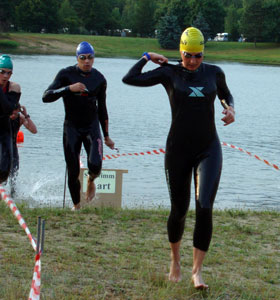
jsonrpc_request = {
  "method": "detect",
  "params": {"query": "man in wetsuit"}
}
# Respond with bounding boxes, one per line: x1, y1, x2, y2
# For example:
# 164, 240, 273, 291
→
123, 27, 235, 289
43, 41, 115, 210
9, 105, 37, 196
0, 55, 21, 184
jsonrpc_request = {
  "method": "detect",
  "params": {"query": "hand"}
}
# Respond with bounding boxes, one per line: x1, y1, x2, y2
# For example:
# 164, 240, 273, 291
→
146, 52, 168, 65
20, 105, 27, 116
221, 106, 235, 126
104, 136, 115, 149
69, 82, 87, 93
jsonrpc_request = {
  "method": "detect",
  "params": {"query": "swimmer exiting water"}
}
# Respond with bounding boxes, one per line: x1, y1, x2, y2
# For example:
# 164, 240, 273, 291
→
0, 55, 21, 184
9, 105, 37, 196
43, 42, 115, 210
123, 27, 235, 289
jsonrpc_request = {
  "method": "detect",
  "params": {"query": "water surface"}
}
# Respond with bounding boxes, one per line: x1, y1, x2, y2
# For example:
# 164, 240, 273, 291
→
7, 55, 280, 210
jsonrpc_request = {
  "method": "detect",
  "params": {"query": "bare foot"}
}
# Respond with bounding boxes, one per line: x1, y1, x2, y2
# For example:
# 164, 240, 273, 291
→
71, 203, 81, 211
191, 271, 208, 290
85, 177, 96, 202
168, 260, 182, 282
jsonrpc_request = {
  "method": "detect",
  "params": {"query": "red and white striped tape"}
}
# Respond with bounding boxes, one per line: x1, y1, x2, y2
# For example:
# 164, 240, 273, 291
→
28, 253, 41, 300
100, 143, 279, 171
102, 149, 166, 160
0, 186, 41, 300
0, 186, 37, 251
221, 142, 279, 171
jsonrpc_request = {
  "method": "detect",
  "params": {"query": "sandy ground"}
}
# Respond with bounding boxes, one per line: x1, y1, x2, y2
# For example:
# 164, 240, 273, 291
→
11, 36, 76, 55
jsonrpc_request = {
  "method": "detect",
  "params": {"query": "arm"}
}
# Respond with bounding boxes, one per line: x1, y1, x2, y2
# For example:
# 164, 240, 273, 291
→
122, 52, 168, 87
42, 69, 71, 103
0, 86, 20, 115
216, 70, 234, 108
19, 106, 37, 134
97, 80, 114, 149
216, 70, 235, 126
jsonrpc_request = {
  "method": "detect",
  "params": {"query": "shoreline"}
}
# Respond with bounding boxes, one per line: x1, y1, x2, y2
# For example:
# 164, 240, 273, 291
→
1, 32, 280, 65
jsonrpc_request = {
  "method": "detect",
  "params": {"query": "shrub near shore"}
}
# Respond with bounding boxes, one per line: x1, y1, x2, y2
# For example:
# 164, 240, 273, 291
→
1, 32, 280, 65
0, 202, 279, 299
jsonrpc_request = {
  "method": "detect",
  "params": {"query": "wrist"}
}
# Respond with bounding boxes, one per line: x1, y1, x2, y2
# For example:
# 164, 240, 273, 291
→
142, 52, 151, 61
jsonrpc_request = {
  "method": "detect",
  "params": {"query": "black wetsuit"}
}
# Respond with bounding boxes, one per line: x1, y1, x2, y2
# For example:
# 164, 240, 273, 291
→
10, 115, 20, 194
123, 58, 234, 251
0, 82, 21, 183
42, 65, 109, 205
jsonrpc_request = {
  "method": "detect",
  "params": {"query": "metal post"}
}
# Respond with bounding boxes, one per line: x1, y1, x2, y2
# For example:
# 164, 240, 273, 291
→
41, 220, 45, 254
63, 166, 67, 208
36, 217, 41, 254
36, 216, 45, 255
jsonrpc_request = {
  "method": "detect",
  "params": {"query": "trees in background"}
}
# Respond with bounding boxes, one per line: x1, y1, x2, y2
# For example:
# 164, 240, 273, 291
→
224, 4, 242, 42
58, 0, 80, 34
15, 0, 60, 33
240, 0, 266, 45
1, 0, 280, 47
187, 0, 226, 39
192, 12, 211, 42
157, 14, 181, 49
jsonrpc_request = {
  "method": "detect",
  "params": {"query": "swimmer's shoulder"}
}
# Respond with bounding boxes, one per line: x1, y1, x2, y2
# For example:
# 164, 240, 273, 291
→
9, 81, 21, 93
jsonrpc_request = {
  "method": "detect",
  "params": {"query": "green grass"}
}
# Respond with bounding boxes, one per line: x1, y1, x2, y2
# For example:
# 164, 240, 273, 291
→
1, 32, 280, 64
0, 202, 279, 299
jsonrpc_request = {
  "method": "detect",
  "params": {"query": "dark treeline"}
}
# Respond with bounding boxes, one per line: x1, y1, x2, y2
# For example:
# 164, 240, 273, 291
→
1, 0, 280, 45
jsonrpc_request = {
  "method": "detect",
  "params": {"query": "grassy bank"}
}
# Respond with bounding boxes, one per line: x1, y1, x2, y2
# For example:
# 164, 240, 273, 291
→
1, 32, 280, 64
0, 202, 279, 299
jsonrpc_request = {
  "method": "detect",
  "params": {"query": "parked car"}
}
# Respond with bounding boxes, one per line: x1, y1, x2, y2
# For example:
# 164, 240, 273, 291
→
214, 33, 228, 41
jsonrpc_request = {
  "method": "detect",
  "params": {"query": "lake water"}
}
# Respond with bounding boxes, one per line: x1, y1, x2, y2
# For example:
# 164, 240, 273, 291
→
4, 55, 280, 211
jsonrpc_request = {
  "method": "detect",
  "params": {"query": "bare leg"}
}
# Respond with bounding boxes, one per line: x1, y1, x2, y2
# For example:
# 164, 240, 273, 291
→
85, 176, 96, 202
168, 241, 182, 282
191, 247, 208, 289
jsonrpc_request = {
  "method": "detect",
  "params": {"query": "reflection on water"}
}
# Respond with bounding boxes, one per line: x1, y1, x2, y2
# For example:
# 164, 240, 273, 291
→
5, 55, 280, 211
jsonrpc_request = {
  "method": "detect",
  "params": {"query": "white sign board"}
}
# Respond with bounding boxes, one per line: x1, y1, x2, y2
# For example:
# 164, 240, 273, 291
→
82, 170, 116, 194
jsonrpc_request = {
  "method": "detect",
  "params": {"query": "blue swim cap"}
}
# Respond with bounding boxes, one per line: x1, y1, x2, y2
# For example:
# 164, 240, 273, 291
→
0, 54, 13, 70
76, 41, 95, 57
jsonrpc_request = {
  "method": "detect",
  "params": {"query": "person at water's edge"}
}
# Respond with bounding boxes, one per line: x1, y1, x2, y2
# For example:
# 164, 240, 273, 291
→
9, 105, 37, 196
43, 41, 115, 210
122, 27, 235, 289
0, 55, 21, 184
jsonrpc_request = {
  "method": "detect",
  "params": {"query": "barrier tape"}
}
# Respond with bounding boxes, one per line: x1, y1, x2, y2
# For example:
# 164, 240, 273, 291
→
0, 186, 41, 300
0, 186, 37, 251
102, 148, 166, 161
100, 143, 279, 171
221, 142, 279, 171
28, 253, 41, 300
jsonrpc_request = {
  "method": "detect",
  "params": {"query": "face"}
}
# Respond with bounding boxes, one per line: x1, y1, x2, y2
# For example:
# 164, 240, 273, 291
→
0, 68, 13, 87
10, 108, 20, 120
180, 51, 203, 71
77, 53, 94, 72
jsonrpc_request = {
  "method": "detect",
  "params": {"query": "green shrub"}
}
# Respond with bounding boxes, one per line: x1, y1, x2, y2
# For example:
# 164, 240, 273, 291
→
157, 15, 181, 49
0, 40, 19, 49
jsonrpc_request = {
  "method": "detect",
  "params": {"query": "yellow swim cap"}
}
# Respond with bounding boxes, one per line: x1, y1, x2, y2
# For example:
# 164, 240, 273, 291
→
180, 27, 204, 53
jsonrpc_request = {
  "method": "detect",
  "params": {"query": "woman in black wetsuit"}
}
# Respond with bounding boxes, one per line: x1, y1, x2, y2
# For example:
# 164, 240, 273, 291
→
122, 27, 235, 289
9, 105, 37, 196
0, 55, 21, 184
43, 42, 115, 210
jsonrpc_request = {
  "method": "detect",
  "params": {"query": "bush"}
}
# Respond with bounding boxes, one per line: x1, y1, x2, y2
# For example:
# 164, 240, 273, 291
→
157, 15, 181, 49
0, 40, 19, 49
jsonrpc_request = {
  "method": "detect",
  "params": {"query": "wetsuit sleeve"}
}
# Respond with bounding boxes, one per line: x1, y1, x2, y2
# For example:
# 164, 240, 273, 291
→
97, 80, 109, 137
216, 69, 234, 108
122, 58, 165, 87
0, 87, 20, 115
42, 69, 70, 103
